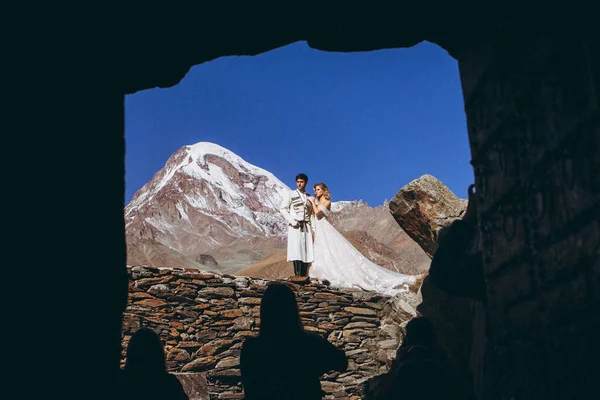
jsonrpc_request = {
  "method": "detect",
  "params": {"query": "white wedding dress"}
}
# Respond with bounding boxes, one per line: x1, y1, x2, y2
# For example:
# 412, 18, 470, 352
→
309, 204, 416, 296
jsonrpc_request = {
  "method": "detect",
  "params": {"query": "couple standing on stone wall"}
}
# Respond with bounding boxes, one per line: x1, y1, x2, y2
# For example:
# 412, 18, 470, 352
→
280, 173, 416, 295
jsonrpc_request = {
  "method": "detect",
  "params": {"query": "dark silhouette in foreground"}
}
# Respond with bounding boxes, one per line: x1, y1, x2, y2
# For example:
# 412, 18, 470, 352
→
240, 282, 348, 400
384, 316, 459, 400
119, 328, 189, 400
427, 184, 485, 399
429, 184, 486, 303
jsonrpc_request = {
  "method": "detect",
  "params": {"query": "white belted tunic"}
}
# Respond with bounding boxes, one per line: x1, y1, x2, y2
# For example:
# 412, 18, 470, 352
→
280, 189, 315, 263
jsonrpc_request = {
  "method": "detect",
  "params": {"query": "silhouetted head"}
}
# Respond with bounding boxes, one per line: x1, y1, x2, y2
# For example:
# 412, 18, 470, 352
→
259, 283, 304, 339
313, 183, 332, 201
403, 317, 437, 348
124, 328, 166, 373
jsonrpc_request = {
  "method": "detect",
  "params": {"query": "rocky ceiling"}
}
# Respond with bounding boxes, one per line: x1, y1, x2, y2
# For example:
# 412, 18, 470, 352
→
122, 4, 590, 96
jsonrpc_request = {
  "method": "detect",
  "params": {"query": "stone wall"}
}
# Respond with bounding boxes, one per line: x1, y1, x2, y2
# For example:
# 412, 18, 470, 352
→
122, 266, 412, 399
460, 37, 600, 399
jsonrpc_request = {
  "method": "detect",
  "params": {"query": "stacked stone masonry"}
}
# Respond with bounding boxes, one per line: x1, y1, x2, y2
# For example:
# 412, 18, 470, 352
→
122, 266, 406, 400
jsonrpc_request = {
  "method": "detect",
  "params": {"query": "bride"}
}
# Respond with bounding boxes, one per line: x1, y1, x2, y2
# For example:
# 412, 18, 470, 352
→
308, 183, 416, 296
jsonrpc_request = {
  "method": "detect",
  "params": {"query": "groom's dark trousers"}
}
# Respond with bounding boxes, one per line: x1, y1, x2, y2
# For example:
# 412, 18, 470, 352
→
293, 260, 309, 277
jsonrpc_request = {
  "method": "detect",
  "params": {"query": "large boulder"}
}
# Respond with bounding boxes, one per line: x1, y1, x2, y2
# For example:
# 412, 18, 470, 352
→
388, 174, 468, 258
388, 175, 484, 399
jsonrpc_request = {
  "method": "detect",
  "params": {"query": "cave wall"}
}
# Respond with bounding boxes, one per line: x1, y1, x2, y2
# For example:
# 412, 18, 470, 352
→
10, 6, 599, 400
459, 36, 600, 399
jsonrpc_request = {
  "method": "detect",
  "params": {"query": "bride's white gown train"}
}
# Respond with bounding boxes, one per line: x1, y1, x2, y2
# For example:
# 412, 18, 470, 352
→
309, 205, 416, 296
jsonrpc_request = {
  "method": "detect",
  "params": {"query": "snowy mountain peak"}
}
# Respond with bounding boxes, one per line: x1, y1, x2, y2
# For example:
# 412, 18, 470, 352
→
185, 142, 279, 182
331, 200, 365, 212
125, 142, 294, 260
128, 142, 291, 207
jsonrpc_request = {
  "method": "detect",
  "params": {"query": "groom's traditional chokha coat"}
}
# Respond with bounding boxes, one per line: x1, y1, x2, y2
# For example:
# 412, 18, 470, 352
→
280, 189, 315, 263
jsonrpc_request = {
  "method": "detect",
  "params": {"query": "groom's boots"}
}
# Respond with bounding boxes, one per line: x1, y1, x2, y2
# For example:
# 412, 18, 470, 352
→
299, 262, 309, 277
293, 261, 302, 277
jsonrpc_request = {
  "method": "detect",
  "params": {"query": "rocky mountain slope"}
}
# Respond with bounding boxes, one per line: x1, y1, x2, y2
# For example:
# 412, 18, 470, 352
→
126, 142, 290, 272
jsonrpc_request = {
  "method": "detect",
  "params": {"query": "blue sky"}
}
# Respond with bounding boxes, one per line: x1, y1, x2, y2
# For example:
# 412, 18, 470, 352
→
125, 41, 473, 206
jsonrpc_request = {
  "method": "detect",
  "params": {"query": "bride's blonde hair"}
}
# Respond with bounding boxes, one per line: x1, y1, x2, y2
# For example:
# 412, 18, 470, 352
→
313, 183, 332, 201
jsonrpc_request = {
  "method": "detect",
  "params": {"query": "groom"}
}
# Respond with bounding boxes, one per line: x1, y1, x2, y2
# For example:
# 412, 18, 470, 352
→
280, 173, 315, 278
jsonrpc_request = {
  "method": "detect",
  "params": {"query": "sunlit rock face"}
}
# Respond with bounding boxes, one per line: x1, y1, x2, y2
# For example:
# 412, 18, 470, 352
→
389, 174, 468, 258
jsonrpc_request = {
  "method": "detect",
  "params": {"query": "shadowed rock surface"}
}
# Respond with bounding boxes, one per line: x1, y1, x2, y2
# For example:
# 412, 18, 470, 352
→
12, 6, 598, 400
386, 174, 483, 399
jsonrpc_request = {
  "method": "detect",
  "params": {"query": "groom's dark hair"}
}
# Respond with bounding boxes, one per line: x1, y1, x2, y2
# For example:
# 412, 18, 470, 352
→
296, 173, 308, 182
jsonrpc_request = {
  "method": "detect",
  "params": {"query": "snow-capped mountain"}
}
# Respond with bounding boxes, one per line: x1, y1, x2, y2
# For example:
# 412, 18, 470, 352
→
125, 142, 292, 269
125, 142, 430, 274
